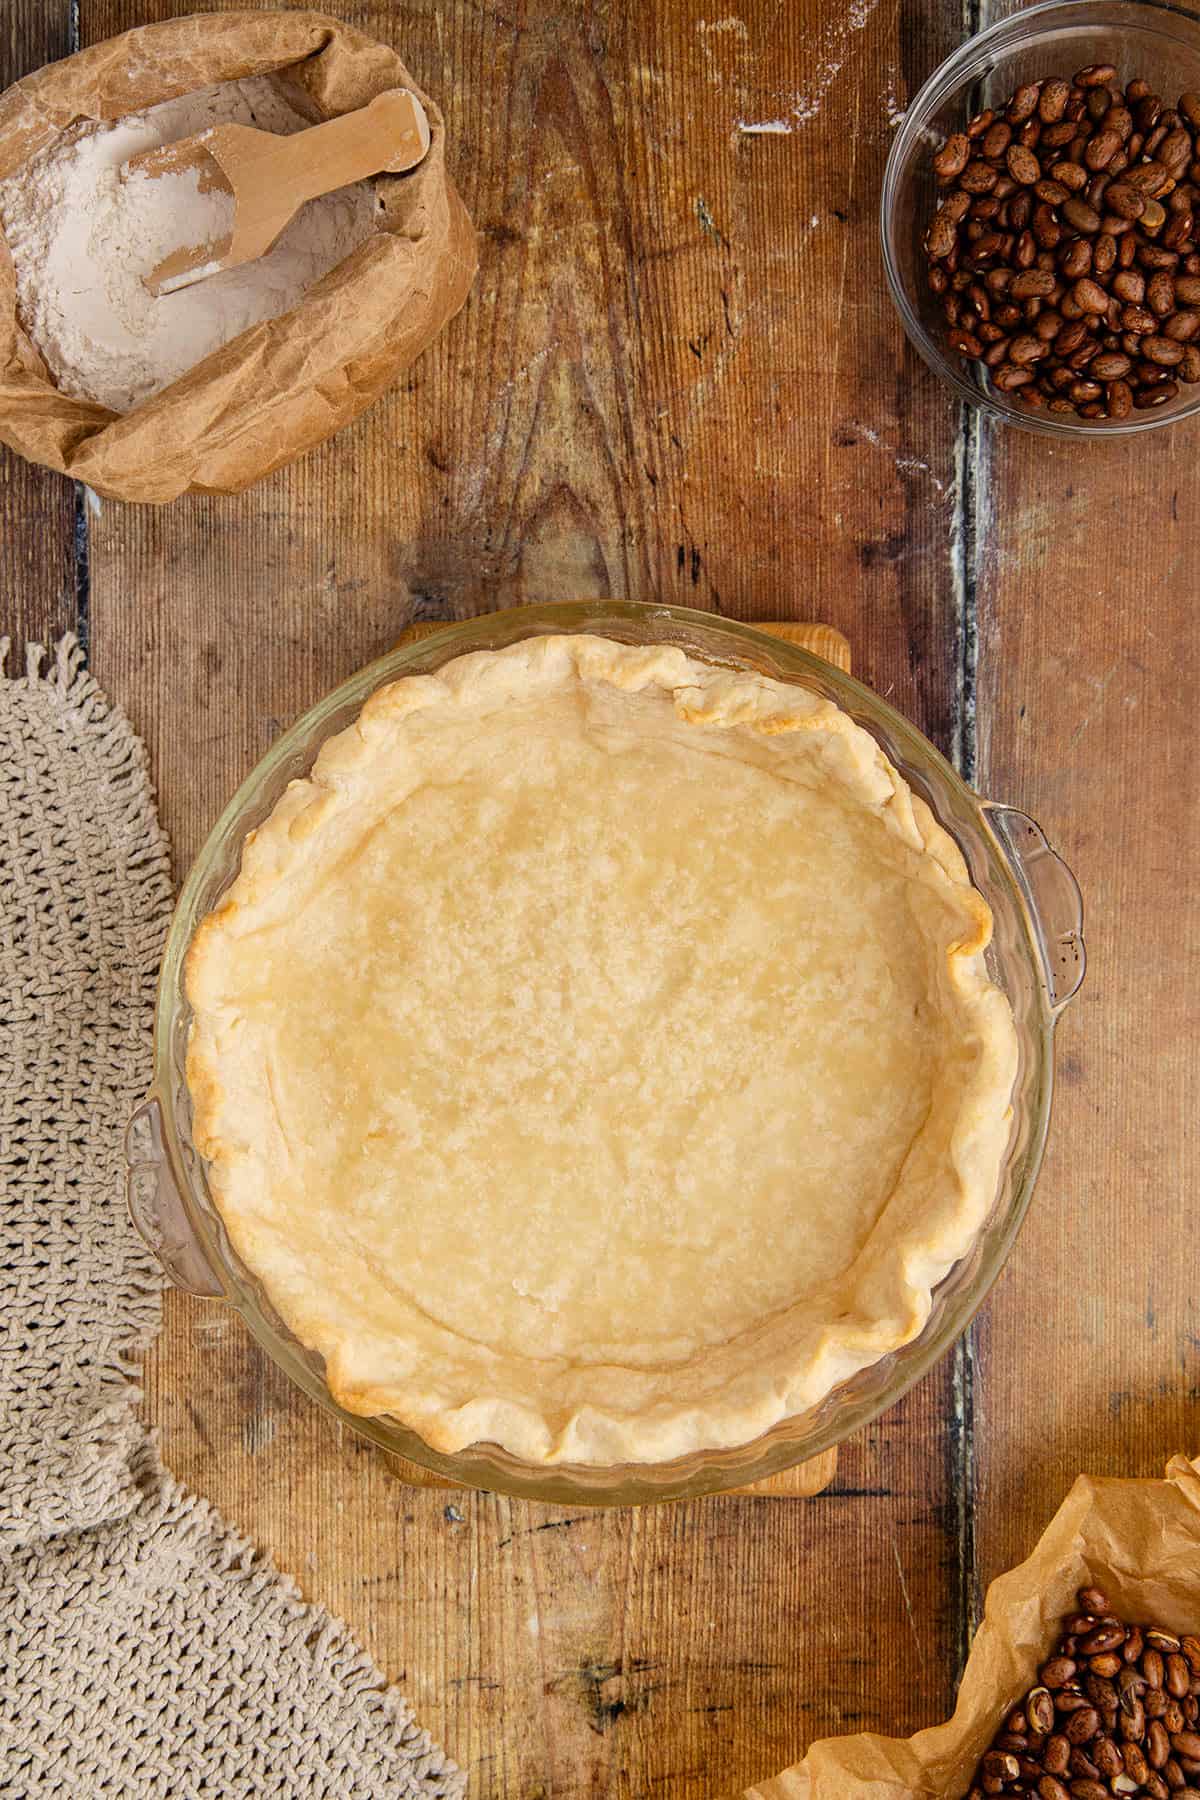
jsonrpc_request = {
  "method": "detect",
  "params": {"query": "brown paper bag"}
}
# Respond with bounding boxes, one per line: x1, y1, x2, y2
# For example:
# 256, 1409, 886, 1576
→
0, 10, 477, 502
746, 1454, 1200, 1799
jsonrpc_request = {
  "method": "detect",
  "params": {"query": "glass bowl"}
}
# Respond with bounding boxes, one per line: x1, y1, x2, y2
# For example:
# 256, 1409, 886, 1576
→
882, 0, 1200, 436
125, 602, 1085, 1506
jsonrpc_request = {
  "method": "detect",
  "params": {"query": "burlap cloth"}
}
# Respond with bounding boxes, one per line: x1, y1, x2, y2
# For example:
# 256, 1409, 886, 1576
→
0, 639, 464, 1799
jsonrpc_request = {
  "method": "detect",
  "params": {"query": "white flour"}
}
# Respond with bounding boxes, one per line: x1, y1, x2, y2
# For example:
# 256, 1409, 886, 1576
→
0, 79, 382, 414
788, 0, 880, 125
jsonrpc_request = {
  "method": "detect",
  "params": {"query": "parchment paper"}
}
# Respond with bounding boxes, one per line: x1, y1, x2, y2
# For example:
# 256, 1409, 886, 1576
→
746, 1454, 1200, 1799
0, 10, 477, 503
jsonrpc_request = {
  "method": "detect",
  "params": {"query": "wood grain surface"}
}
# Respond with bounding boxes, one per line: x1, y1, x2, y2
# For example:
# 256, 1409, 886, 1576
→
971, 407, 1200, 1581
2, 0, 1196, 1795
962, 0, 1200, 1607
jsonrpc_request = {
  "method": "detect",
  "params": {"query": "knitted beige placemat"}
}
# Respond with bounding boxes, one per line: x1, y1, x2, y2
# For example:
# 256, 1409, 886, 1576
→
0, 640, 463, 1799
0, 641, 168, 1549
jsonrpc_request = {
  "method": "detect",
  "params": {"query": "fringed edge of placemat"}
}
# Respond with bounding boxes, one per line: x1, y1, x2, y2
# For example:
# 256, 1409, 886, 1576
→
134, 1443, 467, 1795
1, 634, 174, 1365
1, 630, 174, 894
1, 636, 174, 1545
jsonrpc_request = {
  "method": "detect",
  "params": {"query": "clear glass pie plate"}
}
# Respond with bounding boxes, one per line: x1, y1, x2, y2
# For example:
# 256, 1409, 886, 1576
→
126, 602, 1085, 1506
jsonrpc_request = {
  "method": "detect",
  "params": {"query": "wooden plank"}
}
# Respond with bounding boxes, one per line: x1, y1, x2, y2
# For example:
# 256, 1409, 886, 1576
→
80, 0, 972, 1794
972, 420, 1200, 1591
958, 0, 1200, 1615
385, 1442, 840, 1499
395, 614, 853, 674
0, 3, 76, 659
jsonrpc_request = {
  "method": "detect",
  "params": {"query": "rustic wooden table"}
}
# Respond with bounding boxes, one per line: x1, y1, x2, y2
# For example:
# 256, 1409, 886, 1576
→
6, 1, 1198, 1795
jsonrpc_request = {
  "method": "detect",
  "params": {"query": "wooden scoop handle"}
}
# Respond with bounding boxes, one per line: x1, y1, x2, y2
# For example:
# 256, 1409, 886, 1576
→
214, 89, 429, 193
206, 89, 431, 264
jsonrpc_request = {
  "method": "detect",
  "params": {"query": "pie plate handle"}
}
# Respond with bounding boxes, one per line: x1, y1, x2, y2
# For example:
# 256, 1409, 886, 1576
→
124, 1097, 227, 1299
983, 802, 1086, 1016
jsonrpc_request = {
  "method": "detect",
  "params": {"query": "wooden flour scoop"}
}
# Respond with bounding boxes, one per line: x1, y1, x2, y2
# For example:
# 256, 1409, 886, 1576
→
123, 88, 431, 297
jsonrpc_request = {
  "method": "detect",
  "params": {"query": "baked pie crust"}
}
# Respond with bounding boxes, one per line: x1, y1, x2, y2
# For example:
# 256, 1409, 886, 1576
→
186, 635, 1018, 1465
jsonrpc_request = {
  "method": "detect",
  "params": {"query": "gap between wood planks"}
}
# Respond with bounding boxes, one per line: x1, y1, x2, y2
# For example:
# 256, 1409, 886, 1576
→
67, 0, 91, 657
948, 0, 994, 1686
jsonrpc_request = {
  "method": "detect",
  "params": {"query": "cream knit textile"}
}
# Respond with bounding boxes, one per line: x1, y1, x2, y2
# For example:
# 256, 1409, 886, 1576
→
0, 639, 463, 1799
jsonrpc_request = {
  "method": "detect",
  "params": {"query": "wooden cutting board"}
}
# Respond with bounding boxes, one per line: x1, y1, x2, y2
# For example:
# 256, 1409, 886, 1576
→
391, 617, 852, 670
384, 617, 851, 1500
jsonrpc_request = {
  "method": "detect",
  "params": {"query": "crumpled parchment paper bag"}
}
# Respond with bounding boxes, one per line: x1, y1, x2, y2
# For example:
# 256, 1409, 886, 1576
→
0, 10, 477, 502
747, 1453, 1200, 1799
